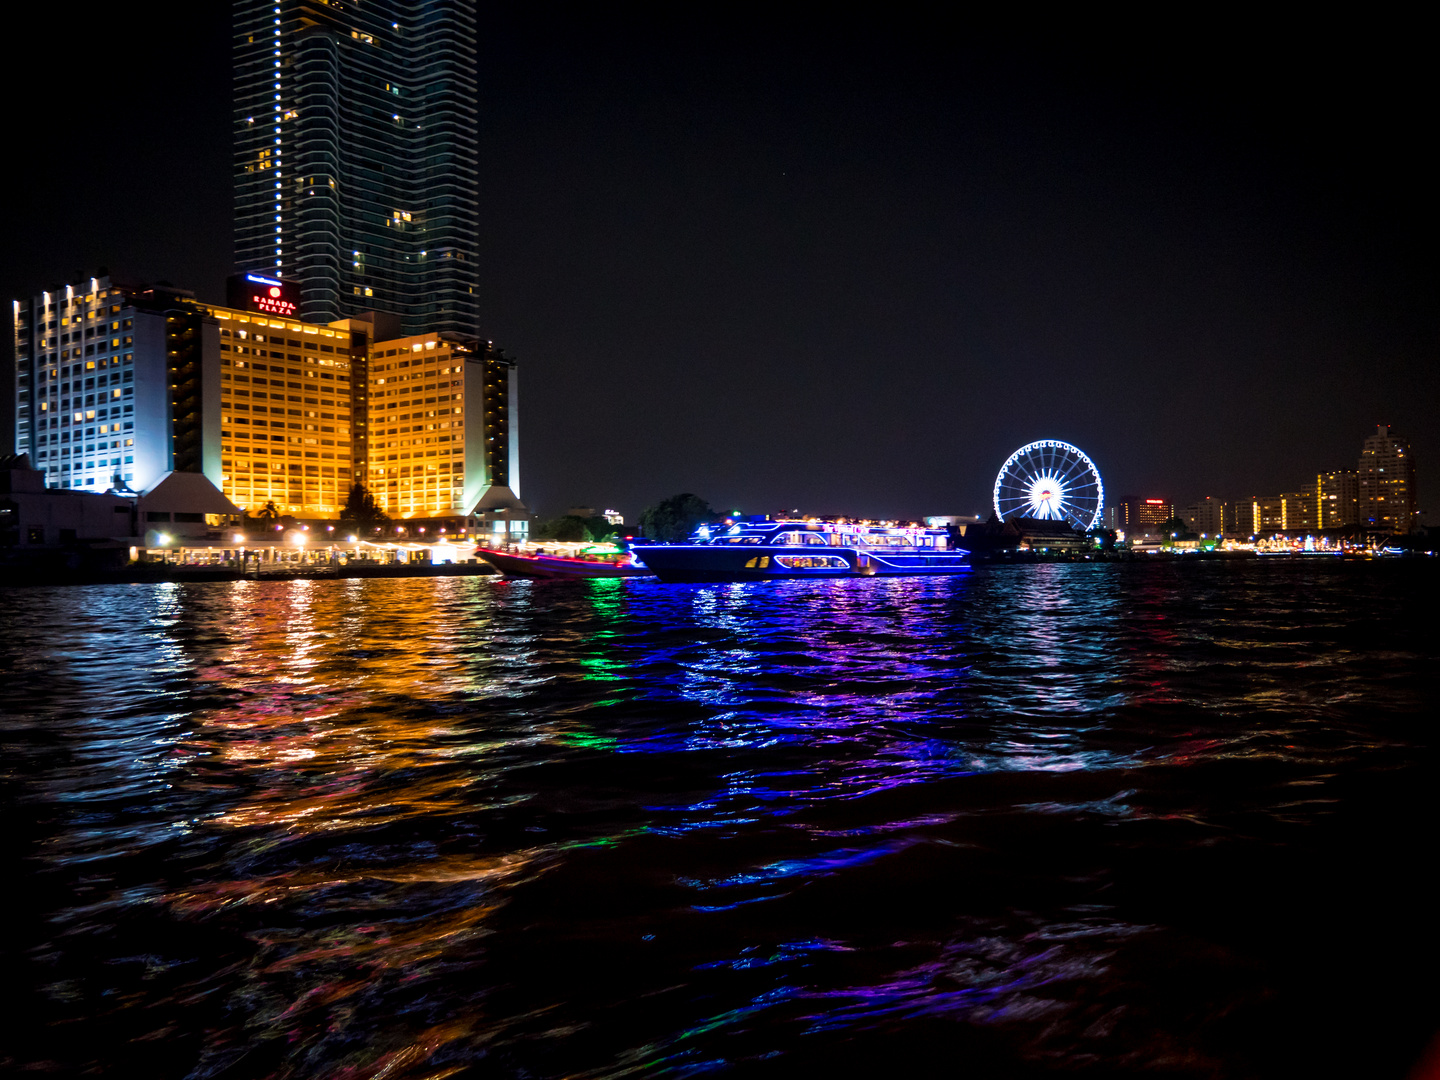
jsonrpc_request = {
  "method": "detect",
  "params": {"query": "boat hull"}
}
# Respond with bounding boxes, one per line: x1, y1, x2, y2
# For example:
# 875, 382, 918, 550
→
475, 548, 651, 579
631, 544, 968, 582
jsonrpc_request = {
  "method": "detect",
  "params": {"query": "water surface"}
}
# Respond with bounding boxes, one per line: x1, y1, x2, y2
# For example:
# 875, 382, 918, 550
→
3, 561, 1437, 1077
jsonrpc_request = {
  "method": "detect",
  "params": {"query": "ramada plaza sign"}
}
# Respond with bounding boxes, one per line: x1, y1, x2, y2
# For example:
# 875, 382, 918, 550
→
245, 274, 299, 317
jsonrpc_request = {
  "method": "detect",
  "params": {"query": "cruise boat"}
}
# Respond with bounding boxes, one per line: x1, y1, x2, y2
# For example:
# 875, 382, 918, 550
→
631, 519, 969, 582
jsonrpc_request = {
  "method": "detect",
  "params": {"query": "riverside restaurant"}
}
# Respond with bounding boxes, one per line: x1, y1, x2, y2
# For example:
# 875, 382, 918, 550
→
135, 533, 481, 570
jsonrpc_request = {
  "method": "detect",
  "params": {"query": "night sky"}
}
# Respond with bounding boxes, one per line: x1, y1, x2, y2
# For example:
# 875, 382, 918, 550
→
5, 11, 1434, 523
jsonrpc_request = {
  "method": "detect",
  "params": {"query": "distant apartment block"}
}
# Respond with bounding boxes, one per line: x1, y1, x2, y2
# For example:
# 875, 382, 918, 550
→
1279, 490, 1319, 533
1251, 495, 1284, 534
1317, 469, 1359, 528
1184, 496, 1224, 536
1222, 500, 1253, 536
1357, 425, 1416, 531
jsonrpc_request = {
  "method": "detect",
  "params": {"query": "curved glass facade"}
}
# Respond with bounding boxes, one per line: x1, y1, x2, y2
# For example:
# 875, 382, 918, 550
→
234, 1, 480, 338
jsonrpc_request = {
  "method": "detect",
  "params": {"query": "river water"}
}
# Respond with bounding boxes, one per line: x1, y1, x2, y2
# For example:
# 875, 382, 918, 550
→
2, 561, 1437, 1078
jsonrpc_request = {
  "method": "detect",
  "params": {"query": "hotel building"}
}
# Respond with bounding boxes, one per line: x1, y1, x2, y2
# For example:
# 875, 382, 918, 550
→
1111, 497, 1174, 534
207, 296, 362, 516
10, 277, 220, 494
12, 274, 520, 531
360, 329, 516, 520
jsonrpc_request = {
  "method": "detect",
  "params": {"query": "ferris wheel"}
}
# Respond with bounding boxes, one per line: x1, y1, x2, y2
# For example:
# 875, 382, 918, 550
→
993, 440, 1104, 531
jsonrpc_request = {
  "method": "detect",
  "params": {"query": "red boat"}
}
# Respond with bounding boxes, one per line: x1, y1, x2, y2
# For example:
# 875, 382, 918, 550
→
474, 547, 652, 579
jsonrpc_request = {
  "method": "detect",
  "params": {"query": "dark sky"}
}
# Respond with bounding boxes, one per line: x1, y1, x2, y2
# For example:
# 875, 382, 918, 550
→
5, 10, 1435, 522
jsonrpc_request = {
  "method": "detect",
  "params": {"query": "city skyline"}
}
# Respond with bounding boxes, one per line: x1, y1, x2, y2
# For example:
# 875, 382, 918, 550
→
3, 10, 1434, 523
1146, 424, 1420, 538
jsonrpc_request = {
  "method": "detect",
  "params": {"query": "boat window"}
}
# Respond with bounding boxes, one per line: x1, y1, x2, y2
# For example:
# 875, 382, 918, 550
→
773, 554, 850, 570
803, 533, 830, 545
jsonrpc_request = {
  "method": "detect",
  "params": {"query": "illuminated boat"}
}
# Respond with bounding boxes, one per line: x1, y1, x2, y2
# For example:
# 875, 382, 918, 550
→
475, 546, 651, 579
631, 519, 969, 582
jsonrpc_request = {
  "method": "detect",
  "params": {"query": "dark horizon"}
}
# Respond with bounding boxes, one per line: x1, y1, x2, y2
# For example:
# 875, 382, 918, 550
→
4, 10, 1434, 524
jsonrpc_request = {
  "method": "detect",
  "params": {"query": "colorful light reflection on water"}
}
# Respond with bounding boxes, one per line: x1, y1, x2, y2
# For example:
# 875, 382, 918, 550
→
3, 562, 1438, 1078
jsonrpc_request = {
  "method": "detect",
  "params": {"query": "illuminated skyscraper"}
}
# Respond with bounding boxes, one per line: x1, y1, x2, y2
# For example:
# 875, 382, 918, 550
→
233, 1, 523, 516
234, 1, 480, 337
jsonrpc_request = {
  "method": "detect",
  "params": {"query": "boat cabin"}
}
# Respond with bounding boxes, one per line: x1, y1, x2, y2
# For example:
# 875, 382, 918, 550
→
692, 520, 950, 550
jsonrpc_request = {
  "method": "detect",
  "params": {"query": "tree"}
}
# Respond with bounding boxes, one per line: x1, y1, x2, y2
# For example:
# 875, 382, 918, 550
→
638, 493, 716, 543
257, 501, 280, 522
339, 483, 391, 532
532, 515, 592, 542
1158, 516, 1195, 539
584, 515, 617, 542
1086, 527, 1118, 551
530, 514, 622, 543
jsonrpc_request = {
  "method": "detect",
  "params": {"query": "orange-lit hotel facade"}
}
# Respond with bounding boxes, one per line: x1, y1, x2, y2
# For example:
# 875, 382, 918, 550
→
13, 275, 522, 534
210, 304, 361, 516
212, 305, 520, 526
360, 331, 515, 521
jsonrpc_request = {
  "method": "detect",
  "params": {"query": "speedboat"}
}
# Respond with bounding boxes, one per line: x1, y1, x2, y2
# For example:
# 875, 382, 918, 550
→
631, 518, 969, 582
475, 545, 652, 579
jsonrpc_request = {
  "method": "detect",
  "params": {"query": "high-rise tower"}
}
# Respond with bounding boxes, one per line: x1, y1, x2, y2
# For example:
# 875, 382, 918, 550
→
234, 1, 480, 337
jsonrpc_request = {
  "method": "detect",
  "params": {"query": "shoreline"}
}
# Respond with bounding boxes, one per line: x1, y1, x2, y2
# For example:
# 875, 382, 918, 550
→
0, 560, 500, 588
4, 548, 1428, 589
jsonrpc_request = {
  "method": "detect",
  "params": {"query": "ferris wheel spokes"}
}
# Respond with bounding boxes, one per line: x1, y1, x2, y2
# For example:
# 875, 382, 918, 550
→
992, 440, 1104, 532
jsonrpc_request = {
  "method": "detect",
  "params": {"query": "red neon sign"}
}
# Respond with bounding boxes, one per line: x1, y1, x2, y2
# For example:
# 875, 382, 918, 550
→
251, 291, 298, 316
